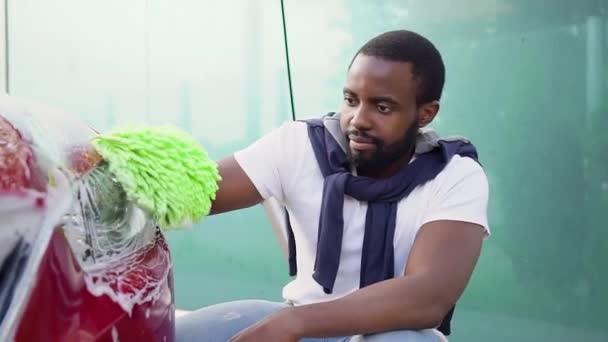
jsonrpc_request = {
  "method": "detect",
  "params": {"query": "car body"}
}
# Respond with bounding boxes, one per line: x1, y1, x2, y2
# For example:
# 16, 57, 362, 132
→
0, 96, 175, 342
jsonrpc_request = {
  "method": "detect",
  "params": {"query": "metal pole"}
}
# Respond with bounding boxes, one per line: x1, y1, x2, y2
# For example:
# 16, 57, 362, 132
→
280, 0, 296, 121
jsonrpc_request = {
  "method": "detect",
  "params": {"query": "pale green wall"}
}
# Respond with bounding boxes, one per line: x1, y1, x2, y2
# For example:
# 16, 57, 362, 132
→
7, 1, 608, 341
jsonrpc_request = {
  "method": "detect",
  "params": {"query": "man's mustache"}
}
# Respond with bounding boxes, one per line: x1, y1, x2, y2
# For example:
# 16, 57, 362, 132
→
346, 130, 383, 146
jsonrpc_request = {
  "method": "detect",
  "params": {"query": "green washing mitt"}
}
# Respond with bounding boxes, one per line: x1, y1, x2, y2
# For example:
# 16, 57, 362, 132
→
91, 125, 221, 229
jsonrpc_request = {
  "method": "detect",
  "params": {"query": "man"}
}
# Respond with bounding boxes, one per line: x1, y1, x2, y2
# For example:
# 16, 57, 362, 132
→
177, 30, 489, 342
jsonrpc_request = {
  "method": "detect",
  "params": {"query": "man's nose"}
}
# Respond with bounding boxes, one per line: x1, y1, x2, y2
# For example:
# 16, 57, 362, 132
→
351, 106, 373, 131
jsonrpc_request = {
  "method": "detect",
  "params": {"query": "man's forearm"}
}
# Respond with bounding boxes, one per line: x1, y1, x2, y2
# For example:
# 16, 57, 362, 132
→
209, 156, 263, 215
285, 273, 451, 339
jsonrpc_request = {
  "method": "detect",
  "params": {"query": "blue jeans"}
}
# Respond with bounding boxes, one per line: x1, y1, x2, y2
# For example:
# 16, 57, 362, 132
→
176, 300, 447, 342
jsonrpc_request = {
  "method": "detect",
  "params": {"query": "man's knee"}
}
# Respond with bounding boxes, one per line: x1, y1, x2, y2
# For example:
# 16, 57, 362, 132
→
175, 300, 287, 342
350, 329, 447, 342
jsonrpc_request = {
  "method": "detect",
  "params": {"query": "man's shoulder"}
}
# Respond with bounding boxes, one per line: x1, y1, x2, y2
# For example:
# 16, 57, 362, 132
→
445, 154, 484, 175
416, 152, 490, 233
278, 119, 308, 131
434, 154, 488, 190
268, 119, 306, 133
235, 120, 309, 159
269, 120, 309, 146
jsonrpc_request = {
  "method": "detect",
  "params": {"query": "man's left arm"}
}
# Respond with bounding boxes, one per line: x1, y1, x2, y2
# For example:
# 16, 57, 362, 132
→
231, 220, 484, 341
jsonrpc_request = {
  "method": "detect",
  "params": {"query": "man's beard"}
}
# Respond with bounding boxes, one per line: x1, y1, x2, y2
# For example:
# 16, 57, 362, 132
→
348, 122, 419, 175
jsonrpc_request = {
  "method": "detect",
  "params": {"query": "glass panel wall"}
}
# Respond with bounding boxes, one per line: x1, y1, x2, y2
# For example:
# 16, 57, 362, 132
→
284, 0, 607, 340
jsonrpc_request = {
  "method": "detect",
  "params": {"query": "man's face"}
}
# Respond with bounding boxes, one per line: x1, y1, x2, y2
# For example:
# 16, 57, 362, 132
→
340, 54, 427, 176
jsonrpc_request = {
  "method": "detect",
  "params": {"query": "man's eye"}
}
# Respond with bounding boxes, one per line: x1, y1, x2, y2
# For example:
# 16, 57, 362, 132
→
377, 104, 391, 113
344, 97, 357, 106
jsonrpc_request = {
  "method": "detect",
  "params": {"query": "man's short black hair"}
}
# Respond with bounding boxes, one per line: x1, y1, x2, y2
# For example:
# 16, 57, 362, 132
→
350, 30, 446, 106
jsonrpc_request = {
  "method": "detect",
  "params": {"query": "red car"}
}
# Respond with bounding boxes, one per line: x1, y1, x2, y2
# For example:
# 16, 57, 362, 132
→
0, 96, 175, 341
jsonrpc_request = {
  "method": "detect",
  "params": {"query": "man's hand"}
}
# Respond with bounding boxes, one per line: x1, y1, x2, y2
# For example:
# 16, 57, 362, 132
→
229, 309, 300, 342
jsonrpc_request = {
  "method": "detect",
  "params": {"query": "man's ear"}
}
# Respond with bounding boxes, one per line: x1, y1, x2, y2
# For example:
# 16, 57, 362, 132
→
417, 100, 440, 128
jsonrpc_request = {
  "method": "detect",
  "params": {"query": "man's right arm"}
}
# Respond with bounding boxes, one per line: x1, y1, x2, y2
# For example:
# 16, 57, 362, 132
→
209, 156, 264, 215
209, 121, 299, 215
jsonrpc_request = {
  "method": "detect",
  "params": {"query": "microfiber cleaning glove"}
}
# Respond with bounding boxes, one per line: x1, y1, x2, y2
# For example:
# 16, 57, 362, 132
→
91, 125, 221, 229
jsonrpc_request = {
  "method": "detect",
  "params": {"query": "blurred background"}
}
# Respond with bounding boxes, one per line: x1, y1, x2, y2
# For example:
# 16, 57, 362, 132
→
2, 0, 607, 340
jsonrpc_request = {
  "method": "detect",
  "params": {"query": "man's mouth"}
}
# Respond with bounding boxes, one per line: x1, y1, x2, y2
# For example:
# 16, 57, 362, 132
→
348, 134, 377, 152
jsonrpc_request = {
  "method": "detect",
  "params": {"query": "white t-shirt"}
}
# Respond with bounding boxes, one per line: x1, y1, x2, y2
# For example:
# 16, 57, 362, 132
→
234, 121, 490, 305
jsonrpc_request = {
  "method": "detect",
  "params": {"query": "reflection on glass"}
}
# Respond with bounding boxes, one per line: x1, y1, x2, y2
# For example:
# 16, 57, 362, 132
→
9, 0, 293, 310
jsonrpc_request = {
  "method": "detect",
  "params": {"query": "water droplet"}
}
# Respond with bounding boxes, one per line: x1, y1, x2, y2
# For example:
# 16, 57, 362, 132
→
111, 326, 120, 342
